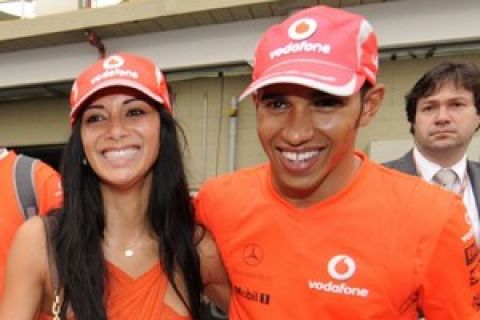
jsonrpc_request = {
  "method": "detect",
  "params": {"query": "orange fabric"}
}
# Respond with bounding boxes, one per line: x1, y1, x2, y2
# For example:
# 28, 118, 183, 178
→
35, 262, 189, 320
0, 151, 62, 296
106, 262, 189, 319
196, 151, 480, 319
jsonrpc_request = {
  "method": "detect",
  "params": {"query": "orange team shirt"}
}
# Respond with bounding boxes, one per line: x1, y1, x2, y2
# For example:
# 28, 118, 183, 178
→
196, 151, 480, 319
0, 151, 62, 295
36, 262, 190, 320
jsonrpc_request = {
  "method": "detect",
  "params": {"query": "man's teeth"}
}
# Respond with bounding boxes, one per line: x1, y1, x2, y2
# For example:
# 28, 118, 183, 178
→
104, 147, 139, 160
282, 151, 318, 162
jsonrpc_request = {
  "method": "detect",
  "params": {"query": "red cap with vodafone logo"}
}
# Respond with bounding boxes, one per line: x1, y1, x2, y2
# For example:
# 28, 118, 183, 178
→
239, 5, 378, 100
70, 52, 171, 123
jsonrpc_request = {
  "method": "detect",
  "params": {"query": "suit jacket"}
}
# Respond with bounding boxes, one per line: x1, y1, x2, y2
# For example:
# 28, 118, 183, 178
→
384, 149, 480, 219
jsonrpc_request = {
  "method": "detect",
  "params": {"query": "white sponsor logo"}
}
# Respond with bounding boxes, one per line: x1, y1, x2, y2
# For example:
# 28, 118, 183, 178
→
288, 18, 317, 40
269, 41, 331, 60
328, 255, 356, 281
308, 280, 369, 297
90, 55, 139, 85
103, 55, 124, 69
91, 69, 139, 85
308, 255, 369, 298
270, 17, 329, 60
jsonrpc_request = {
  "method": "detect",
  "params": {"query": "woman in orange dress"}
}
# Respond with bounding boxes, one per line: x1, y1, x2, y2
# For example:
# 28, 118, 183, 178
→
0, 53, 229, 320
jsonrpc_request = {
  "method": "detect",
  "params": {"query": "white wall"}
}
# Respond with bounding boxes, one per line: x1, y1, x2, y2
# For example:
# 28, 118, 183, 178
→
2, 0, 480, 89
351, 0, 480, 49
35, 0, 79, 16
0, 17, 277, 88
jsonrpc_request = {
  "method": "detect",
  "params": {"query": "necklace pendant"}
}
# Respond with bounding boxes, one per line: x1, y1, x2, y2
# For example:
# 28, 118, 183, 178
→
124, 249, 134, 257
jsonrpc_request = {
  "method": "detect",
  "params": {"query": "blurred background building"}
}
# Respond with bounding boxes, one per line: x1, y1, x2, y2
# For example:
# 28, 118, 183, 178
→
1, 0, 480, 190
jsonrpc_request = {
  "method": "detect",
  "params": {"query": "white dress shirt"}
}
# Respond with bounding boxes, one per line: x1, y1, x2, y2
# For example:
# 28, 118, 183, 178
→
0, 148, 8, 160
413, 147, 479, 242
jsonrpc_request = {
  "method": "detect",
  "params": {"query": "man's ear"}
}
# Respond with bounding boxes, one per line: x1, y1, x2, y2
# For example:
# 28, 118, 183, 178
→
358, 84, 385, 128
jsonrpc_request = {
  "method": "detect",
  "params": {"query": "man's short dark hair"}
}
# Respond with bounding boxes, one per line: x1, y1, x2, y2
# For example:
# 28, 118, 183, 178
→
405, 61, 480, 134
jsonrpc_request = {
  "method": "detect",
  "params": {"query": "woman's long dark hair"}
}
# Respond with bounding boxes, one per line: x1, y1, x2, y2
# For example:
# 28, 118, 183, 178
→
53, 105, 203, 320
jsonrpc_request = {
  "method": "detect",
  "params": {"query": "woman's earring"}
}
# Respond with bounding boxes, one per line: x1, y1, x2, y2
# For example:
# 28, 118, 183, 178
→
82, 158, 88, 166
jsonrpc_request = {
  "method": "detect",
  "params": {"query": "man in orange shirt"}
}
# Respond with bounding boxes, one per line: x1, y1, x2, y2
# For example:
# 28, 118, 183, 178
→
0, 147, 62, 296
196, 5, 480, 319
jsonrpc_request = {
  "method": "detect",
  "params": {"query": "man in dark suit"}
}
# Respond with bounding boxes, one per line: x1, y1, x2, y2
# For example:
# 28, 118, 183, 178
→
385, 62, 480, 242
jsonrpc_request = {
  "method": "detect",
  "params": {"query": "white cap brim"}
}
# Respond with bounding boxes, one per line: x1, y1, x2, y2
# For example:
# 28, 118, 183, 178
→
70, 78, 167, 123
239, 73, 364, 101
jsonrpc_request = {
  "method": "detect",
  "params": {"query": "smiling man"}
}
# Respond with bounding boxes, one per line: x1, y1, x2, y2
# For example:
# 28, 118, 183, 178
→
385, 62, 480, 242
196, 6, 480, 319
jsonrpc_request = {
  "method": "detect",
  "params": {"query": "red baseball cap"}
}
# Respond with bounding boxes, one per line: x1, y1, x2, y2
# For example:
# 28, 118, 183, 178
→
239, 5, 378, 100
69, 52, 171, 123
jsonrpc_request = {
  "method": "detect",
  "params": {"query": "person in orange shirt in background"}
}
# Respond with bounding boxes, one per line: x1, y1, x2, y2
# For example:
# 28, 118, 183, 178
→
196, 5, 480, 319
0, 148, 62, 297
0, 53, 228, 320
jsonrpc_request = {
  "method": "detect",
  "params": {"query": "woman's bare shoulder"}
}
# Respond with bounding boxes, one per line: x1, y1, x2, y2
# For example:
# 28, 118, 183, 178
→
0, 216, 50, 319
10, 216, 49, 277
15, 216, 48, 250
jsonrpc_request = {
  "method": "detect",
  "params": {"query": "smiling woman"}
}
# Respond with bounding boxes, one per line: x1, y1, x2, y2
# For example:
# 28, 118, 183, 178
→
80, 87, 161, 190
0, 53, 229, 320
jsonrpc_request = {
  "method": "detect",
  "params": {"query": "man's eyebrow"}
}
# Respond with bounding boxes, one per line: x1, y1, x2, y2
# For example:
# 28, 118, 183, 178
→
312, 91, 336, 99
259, 93, 285, 101
447, 96, 469, 102
259, 90, 337, 101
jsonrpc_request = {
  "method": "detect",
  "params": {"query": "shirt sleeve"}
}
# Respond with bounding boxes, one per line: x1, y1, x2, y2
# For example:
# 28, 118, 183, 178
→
33, 161, 63, 215
419, 198, 480, 319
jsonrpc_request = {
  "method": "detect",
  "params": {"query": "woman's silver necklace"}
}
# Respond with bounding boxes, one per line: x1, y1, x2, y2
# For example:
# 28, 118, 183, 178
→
124, 229, 143, 257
